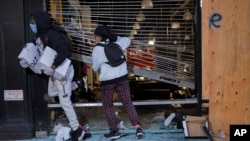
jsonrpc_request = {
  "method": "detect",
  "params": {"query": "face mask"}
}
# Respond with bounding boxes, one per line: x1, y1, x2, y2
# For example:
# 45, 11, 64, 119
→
29, 23, 37, 33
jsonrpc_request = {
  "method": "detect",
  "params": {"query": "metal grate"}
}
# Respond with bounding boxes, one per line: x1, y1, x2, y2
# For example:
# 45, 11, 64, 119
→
46, 0, 196, 88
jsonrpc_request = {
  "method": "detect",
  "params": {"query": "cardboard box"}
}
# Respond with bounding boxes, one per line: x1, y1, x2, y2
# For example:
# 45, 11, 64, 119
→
37, 46, 56, 76
182, 115, 208, 138
18, 43, 42, 74
53, 58, 72, 81
37, 46, 72, 80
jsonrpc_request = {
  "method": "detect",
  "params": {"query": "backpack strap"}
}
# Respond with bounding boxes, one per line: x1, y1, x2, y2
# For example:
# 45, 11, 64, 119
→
96, 41, 110, 47
96, 42, 120, 48
95, 43, 109, 65
96, 43, 106, 47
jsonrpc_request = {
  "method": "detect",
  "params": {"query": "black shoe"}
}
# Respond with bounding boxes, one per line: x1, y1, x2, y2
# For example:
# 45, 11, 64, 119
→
136, 127, 143, 139
82, 132, 92, 140
71, 127, 85, 141
104, 129, 120, 139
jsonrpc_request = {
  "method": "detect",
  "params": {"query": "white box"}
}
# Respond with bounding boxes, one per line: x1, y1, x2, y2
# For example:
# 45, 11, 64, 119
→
18, 43, 42, 74
18, 43, 36, 63
37, 46, 72, 80
29, 63, 42, 74
53, 58, 72, 81
37, 46, 56, 76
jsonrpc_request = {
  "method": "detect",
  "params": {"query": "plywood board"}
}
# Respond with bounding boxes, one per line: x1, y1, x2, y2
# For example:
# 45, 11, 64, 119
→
202, 0, 250, 136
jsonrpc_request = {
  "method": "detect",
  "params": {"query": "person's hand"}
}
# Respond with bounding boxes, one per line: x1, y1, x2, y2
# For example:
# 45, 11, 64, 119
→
20, 60, 29, 68
51, 64, 56, 70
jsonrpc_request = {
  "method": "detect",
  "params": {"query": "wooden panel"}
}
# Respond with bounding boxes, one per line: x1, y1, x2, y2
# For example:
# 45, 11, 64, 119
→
202, 0, 250, 136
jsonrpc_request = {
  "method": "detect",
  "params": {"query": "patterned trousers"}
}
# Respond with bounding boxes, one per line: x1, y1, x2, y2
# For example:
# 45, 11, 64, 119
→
101, 79, 141, 130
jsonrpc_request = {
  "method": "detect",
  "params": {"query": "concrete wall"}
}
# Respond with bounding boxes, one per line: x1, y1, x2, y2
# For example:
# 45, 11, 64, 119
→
202, 0, 250, 137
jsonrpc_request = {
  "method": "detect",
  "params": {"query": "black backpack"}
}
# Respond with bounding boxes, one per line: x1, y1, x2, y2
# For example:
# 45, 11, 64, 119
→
97, 42, 126, 67
45, 25, 72, 54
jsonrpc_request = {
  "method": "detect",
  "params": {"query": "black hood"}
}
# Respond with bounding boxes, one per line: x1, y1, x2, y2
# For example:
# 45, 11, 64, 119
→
32, 11, 50, 32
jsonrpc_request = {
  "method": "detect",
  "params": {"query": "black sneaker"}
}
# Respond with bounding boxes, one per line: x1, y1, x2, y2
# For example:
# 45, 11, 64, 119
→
71, 127, 85, 141
136, 127, 143, 139
104, 129, 120, 139
82, 132, 92, 140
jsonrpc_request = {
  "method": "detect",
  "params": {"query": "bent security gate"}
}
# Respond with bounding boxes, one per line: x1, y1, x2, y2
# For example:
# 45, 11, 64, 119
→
46, 0, 198, 107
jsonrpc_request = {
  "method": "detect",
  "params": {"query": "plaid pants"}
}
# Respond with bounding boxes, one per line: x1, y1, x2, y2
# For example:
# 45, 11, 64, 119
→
101, 79, 141, 130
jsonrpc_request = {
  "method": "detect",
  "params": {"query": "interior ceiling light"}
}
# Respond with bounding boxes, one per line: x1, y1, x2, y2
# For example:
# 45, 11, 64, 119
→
184, 35, 191, 40
141, 0, 153, 9
136, 11, 145, 21
148, 38, 155, 44
129, 34, 134, 40
148, 40, 155, 45
183, 10, 192, 20
68, 0, 81, 9
148, 32, 155, 37
173, 40, 178, 45
171, 22, 180, 29
130, 30, 137, 35
133, 22, 141, 29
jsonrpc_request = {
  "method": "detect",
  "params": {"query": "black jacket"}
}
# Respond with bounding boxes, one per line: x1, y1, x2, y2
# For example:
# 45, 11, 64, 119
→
32, 11, 71, 67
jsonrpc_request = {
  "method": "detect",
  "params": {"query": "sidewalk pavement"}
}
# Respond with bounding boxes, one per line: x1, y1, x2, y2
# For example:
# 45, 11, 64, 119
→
15, 129, 210, 141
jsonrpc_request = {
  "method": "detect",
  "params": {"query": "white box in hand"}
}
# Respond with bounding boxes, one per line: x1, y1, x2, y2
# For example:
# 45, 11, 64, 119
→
53, 58, 72, 81
37, 46, 56, 76
38, 46, 72, 80
18, 43, 42, 74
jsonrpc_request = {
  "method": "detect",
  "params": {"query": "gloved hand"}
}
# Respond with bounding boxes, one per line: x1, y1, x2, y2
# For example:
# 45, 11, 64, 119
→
19, 60, 29, 68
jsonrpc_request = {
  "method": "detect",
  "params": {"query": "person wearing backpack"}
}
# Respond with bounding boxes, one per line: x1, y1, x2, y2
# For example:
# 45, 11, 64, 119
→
92, 25, 144, 139
28, 11, 91, 141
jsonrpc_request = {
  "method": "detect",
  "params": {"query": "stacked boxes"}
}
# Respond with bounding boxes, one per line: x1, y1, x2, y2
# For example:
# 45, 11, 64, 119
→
18, 44, 72, 81
37, 46, 72, 81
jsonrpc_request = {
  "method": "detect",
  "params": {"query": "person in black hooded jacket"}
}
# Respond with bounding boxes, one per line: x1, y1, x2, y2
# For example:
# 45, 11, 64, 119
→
30, 11, 71, 68
29, 11, 90, 141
